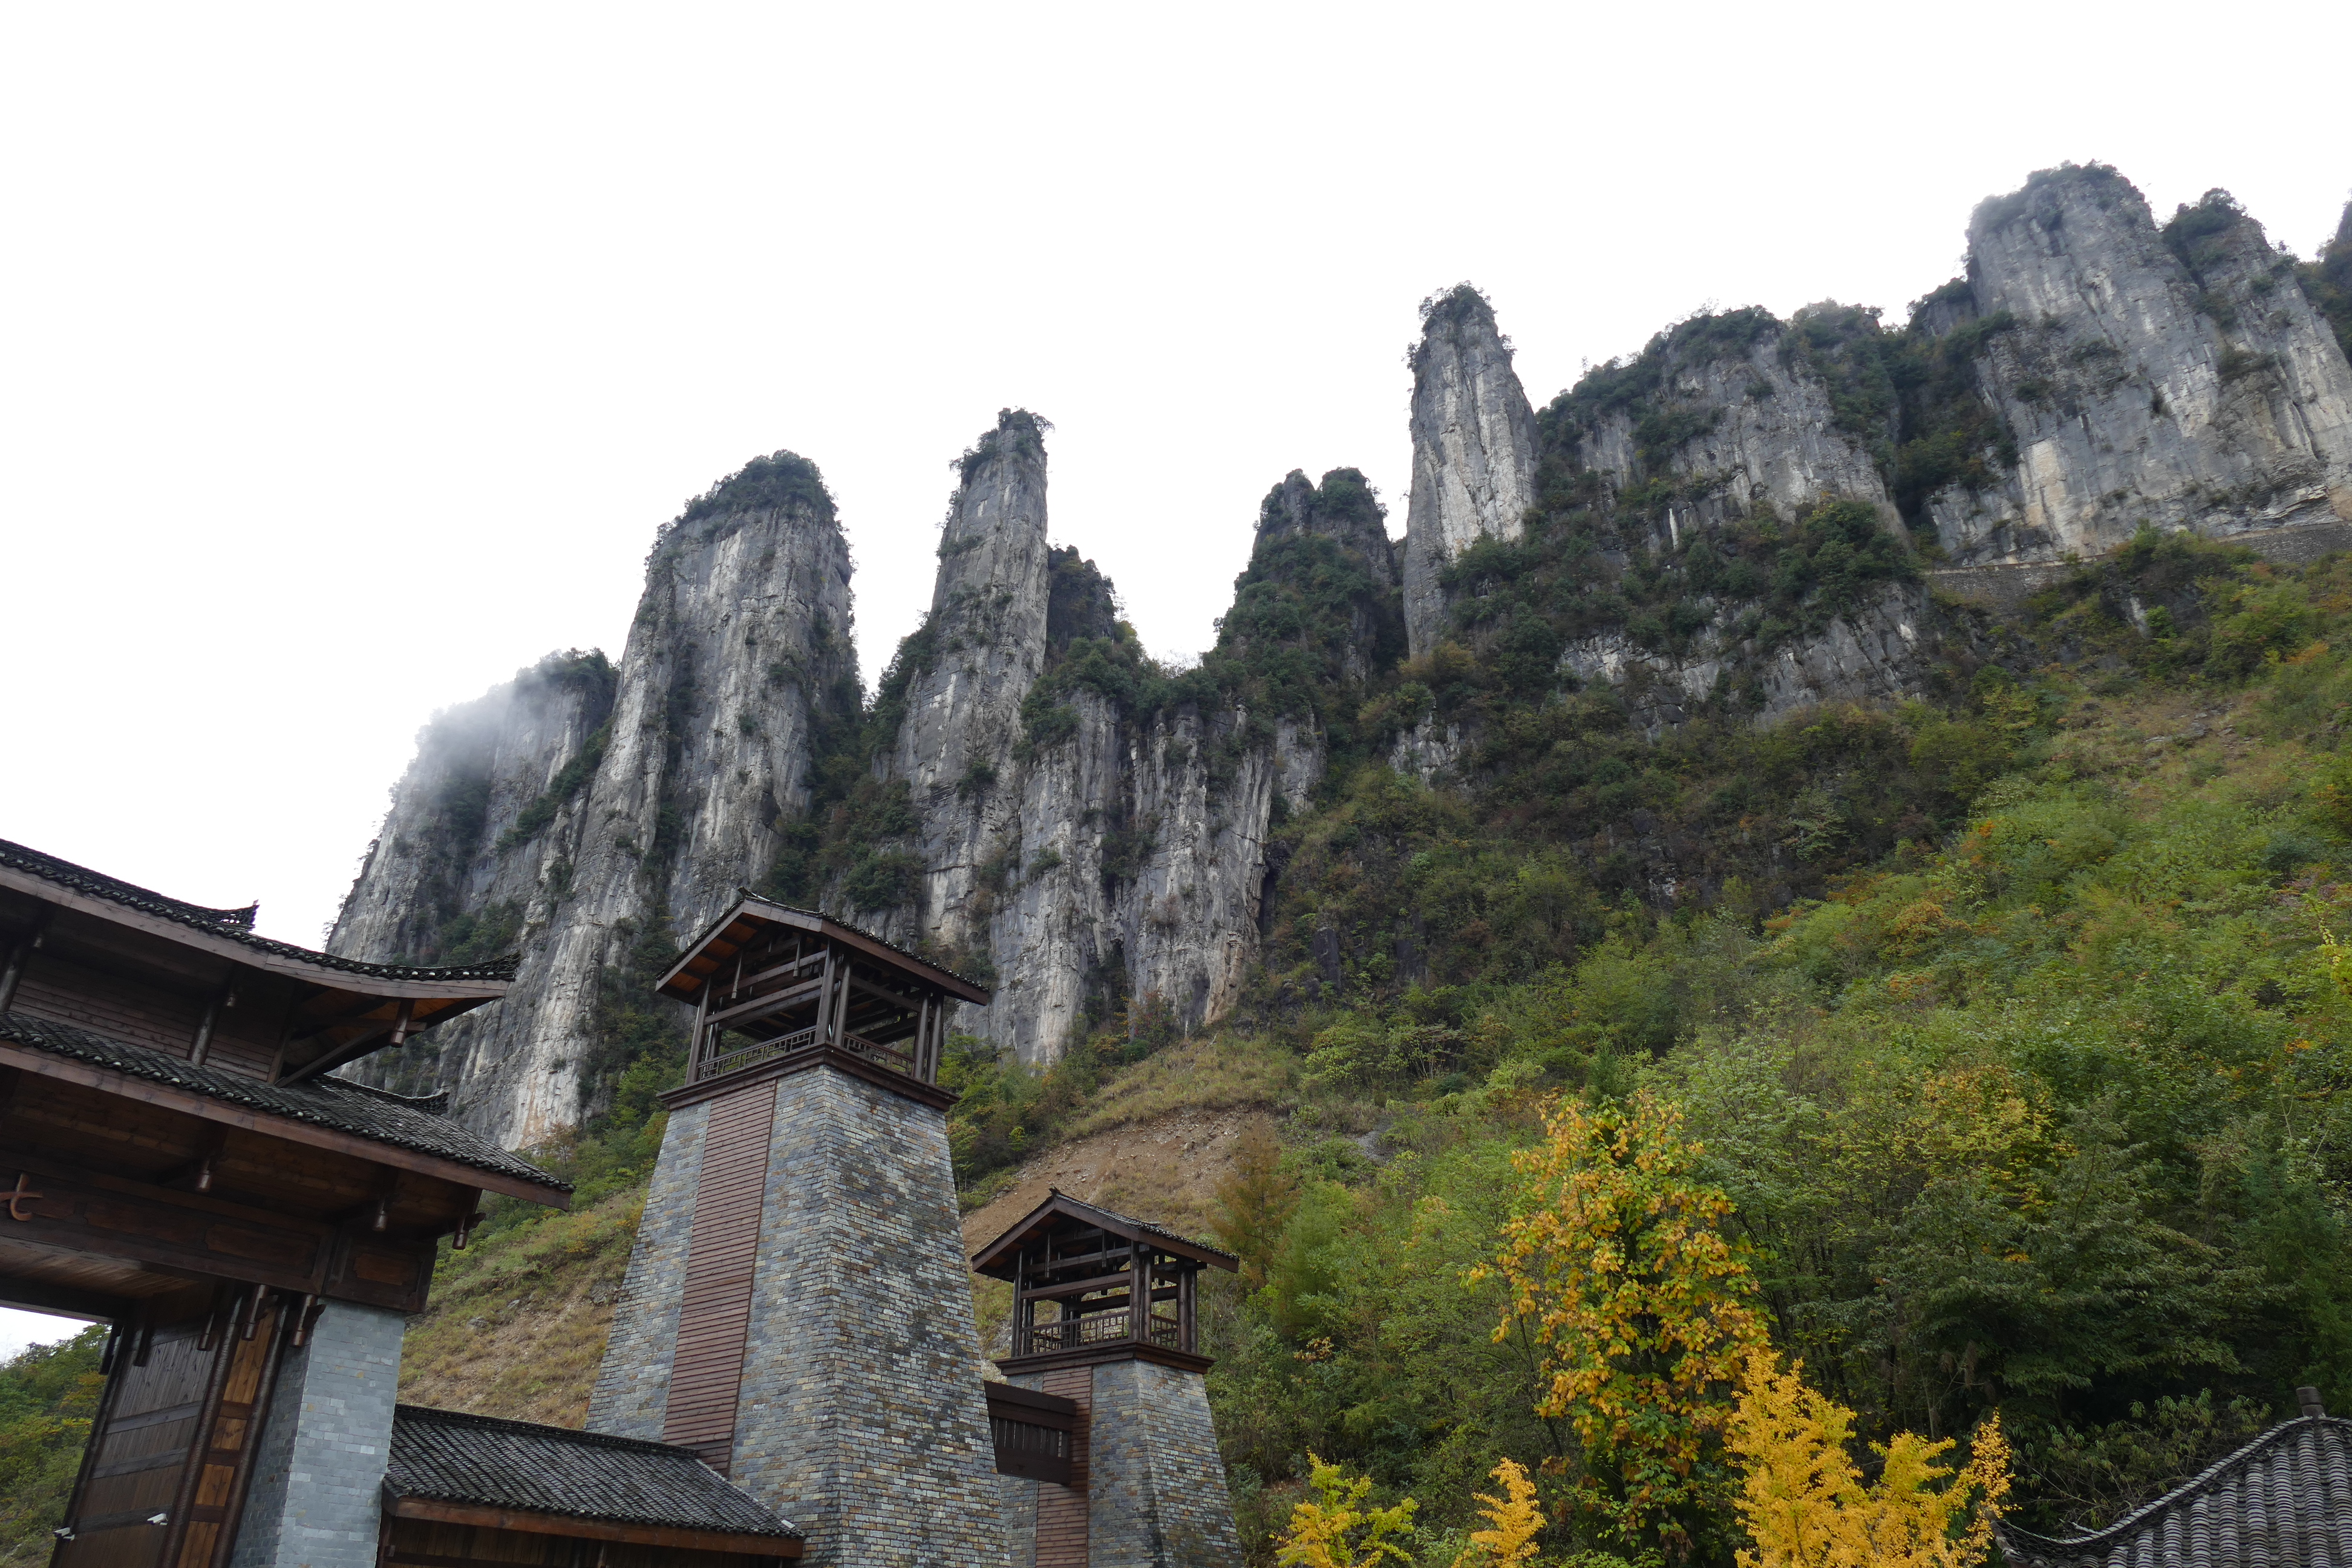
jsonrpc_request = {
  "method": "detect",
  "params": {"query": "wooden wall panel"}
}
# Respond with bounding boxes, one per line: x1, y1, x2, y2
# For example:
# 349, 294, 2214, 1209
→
661, 1082, 778, 1475
1032, 1367, 1092, 1568
11, 963, 205, 1060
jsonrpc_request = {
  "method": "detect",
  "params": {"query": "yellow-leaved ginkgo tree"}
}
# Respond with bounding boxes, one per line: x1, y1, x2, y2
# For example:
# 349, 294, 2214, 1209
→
1474, 1089, 1767, 1560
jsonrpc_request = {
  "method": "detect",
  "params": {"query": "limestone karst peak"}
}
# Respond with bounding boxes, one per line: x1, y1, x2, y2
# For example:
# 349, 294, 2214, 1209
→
1401, 282, 1540, 659
674, 448, 834, 527
1254, 467, 1394, 580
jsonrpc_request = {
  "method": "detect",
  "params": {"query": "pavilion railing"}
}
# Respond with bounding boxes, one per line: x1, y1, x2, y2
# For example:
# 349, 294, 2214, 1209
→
1019, 1307, 1183, 1356
695, 1026, 918, 1085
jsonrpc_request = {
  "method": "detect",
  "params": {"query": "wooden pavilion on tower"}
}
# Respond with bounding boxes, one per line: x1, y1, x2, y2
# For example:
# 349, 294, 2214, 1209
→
971, 1192, 1245, 1567
655, 893, 990, 1094
973, 1189, 1235, 1372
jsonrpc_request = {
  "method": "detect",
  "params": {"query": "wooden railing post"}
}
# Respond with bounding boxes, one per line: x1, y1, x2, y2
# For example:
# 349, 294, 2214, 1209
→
1129, 1242, 1146, 1348
687, 979, 711, 1082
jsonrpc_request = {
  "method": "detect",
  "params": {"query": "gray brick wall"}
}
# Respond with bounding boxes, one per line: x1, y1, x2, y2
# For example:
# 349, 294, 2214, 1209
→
727, 1067, 1007, 1567
231, 1300, 406, 1568
586, 1096, 709, 1439
999, 1472, 1039, 1567
1086, 1361, 1242, 1568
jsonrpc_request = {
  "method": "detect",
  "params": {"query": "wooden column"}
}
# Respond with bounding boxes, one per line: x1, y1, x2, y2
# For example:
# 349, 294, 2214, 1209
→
1129, 1240, 1146, 1347
1013, 1247, 1028, 1357
687, 979, 712, 1082
817, 950, 839, 1045
0, 910, 48, 1013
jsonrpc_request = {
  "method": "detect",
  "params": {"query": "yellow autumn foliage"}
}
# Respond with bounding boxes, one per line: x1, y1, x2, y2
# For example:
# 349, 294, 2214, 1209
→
1275, 1452, 1419, 1568
1728, 1348, 2010, 1568
1477, 1089, 1766, 1549
1451, 1457, 1544, 1567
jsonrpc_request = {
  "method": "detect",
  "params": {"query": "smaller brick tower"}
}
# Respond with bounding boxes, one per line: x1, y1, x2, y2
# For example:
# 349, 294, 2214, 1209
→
973, 1192, 1244, 1567
588, 896, 1005, 1567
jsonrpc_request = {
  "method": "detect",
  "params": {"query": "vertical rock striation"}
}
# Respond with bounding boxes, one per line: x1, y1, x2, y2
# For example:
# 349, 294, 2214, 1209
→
861, 434, 1401, 1067
871, 411, 1055, 962
333, 454, 856, 1146
1924, 166, 2352, 563
1402, 286, 1540, 659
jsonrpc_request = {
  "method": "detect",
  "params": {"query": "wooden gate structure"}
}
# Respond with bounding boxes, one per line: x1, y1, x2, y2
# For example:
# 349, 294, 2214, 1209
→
0, 838, 573, 1568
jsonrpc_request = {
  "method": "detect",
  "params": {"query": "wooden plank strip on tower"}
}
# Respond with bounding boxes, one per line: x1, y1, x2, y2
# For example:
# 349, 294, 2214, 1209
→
661, 1081, 779, 1475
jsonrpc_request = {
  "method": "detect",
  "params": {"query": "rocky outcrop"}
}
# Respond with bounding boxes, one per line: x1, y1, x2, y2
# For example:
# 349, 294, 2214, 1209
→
1402, 287, 1539, 659
869, 411, 1055, 964
333, 454, 856, 1146
1569, 311, 1901, 546
1557, 583, 1932, 736
1924, 166, 2352, 564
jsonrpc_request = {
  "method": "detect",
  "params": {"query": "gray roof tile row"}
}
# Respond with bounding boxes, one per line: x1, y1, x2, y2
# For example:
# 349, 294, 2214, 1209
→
388, 1405, 800, 1538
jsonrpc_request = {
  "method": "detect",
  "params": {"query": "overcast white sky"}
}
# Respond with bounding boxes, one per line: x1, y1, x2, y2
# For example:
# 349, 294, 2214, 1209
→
1, 1, 2348, 1354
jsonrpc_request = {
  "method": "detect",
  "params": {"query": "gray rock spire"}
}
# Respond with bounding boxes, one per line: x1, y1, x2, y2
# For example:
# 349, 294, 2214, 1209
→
872, 410, 1055, 961
1401, 285, 1540, 659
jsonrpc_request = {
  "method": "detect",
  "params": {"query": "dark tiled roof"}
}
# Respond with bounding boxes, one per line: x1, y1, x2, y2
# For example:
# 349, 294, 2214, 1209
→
0, 838, 518, 983
388, 1406, 800, 1538
1047, 1188, 1238, 1263
2000, 1416, 2352, 1567
0, 1011, 565, 1192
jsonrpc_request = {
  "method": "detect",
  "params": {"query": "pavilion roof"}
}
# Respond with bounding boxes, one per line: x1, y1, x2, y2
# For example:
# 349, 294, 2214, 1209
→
658, 892, 989, 1004
388, 1405, 800, 1540
0, 838, 519, 985
970, 1187, 1237, 1279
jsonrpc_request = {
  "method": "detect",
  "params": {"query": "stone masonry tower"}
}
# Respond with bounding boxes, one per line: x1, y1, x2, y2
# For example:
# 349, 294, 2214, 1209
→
587, 895, 1007, 1566
973, 1191, 1244, 1567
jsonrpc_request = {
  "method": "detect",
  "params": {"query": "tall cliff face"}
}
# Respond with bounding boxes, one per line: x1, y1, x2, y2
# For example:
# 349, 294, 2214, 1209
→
1394, 301, 1944, 736
855, 430, 1395, 1065
1924, 166, 2352, 563
870, 411, 1054, 961
1402, 287, 1540, 659
332, 454, 856, 1146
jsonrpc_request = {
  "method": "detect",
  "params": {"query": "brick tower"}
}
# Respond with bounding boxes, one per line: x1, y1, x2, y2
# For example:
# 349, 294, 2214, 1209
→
973, 1191, 1244, 1567
588, 896, 1006, 1566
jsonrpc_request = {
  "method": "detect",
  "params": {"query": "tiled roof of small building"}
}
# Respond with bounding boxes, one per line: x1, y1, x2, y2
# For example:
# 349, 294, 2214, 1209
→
0, 1011, 565, 1192
388, 1406, 801, 1538
0, 838, 518, 982
1999, 1416, 2352, 1567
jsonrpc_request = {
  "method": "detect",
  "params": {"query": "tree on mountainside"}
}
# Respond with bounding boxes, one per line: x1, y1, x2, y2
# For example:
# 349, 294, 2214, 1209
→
1215, 1123, 1305, 1289
1477, 1092, 1768, 1560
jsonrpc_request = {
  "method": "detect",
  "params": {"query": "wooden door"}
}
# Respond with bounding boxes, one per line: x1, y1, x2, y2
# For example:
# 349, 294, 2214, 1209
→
53, 1289, 286, 1568
54, 1301, 217, 1568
